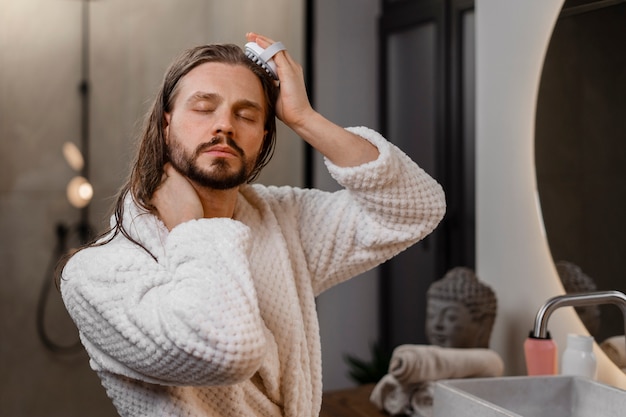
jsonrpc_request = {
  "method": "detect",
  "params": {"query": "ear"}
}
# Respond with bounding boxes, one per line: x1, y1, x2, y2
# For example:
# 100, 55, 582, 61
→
475, 316, 495, 348
163, 113, 171, 144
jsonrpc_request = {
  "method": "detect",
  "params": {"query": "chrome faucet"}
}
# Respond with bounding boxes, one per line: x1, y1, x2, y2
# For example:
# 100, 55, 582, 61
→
531, 290, 626, 339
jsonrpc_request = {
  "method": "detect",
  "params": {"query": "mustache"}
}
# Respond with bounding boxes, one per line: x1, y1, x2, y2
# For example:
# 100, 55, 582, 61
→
194, 136, 245, 158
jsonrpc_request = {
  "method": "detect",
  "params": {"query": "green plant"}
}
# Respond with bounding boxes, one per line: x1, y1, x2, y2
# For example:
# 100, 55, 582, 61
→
343, 342, 392, 385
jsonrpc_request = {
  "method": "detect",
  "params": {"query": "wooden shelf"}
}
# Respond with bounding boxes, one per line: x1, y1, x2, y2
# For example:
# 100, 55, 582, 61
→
320, 384, 386, 417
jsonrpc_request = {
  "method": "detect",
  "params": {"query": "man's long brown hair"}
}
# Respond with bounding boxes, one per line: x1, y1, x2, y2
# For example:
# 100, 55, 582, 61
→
57, 43, 279, 281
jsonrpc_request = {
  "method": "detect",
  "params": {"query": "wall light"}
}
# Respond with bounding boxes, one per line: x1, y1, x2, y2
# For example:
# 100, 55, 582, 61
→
62, 141, 92, 208
66, 175, 93, 208
62, 141, 84, 172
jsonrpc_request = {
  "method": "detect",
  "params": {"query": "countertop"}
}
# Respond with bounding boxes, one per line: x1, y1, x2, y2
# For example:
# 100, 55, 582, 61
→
320, 383, 386, 417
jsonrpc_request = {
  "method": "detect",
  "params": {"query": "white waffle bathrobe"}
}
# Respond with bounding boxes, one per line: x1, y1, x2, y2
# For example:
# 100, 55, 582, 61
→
61, 127, 446, 417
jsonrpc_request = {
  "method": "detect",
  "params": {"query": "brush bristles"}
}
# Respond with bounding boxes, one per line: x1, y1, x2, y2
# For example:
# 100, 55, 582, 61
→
245, 50, 276, 79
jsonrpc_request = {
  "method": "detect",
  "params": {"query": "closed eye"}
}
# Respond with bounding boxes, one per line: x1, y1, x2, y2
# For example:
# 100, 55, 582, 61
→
193, 103, 215, 113
236, 111, 259, 122
234, 99, 264, 123
187, 92, 218, 112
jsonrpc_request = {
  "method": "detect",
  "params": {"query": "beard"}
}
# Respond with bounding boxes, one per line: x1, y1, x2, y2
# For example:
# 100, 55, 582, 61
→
167, 133, 256, 190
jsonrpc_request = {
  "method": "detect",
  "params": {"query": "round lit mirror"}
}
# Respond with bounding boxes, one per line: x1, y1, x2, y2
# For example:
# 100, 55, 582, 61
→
535, 0, 626, 349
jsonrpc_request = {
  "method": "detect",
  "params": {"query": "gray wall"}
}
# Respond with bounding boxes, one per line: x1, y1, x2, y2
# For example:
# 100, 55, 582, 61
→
313, 0, 381, 391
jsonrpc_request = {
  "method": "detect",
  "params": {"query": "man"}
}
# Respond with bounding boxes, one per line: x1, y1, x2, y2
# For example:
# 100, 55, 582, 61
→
60, 32, 446, 417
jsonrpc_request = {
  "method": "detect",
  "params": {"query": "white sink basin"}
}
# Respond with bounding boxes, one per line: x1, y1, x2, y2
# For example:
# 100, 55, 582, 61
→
433, 375, 626, 417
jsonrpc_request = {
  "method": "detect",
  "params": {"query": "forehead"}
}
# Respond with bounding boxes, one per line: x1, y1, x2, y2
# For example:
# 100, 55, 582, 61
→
175, 61, 265, 106
427, 298, 468, 311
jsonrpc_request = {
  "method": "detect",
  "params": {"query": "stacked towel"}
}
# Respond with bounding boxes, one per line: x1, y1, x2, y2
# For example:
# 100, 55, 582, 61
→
390, 344, 504, 384
370, 345, 504, 417
370, 374, 434, 417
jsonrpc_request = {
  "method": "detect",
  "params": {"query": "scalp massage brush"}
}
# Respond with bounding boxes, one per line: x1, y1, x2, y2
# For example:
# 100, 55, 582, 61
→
244, 41, 286, 80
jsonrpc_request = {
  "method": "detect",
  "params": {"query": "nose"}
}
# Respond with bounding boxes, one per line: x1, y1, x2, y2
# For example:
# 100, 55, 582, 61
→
213, 109, 234, 136
433, 313, 445, 330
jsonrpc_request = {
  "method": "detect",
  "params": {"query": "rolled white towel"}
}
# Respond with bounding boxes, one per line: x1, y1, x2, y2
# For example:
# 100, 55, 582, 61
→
370, 374, 433, 417
389, 344, 504, 385
370, 374, 412, 415
600, 335, 626, 368
408, 381, 435, 417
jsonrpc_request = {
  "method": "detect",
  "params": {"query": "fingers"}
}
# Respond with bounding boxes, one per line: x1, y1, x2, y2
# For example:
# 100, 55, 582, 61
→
162, 162, 175, 177
157, 164, 187, 197
159, 163, 175, 186
244, 32, 311, 126
246, 32, 298, 74
151, 164, 204, 230
246, 32, 275, 48
246, 32, 288, 61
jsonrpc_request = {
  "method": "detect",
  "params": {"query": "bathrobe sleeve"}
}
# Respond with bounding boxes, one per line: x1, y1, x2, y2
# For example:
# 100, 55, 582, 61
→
60, 218, 267, 387
273, 126, 446, 295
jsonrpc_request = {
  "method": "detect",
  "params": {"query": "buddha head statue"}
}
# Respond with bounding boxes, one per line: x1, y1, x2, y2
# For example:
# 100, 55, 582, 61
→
555, 260, 601, 336
426, 267, 497, 348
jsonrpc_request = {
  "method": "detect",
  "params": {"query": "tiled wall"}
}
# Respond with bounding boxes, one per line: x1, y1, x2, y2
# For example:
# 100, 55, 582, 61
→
0, 1, 303, 415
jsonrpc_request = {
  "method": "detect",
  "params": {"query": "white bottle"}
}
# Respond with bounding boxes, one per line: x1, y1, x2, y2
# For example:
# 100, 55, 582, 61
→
561, 333, 597, 379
